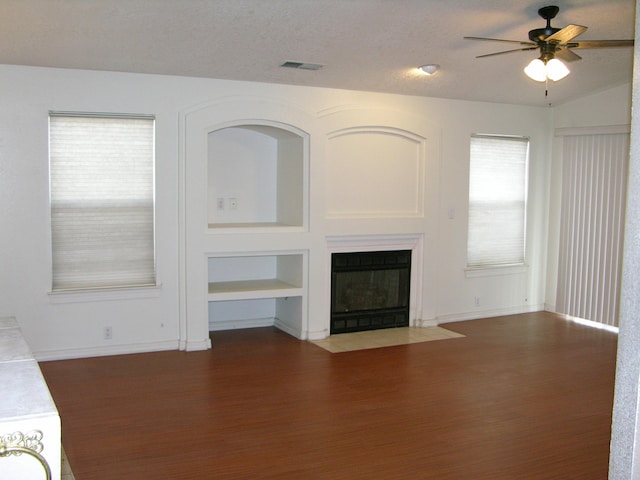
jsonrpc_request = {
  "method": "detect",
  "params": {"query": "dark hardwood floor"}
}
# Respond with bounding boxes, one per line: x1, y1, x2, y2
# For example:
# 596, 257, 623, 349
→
40, 312, 618, 479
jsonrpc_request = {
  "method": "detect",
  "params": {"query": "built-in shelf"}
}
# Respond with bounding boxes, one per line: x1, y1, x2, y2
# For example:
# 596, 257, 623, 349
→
207, 253, 305, 333
208, 279, 302, 301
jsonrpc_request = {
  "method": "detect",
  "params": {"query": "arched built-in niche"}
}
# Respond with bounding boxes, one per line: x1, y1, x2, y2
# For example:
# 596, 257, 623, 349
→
208, 123, 307, 229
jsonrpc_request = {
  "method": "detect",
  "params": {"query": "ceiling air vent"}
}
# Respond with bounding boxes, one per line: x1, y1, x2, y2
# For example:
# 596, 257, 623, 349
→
280, 61, 323, 71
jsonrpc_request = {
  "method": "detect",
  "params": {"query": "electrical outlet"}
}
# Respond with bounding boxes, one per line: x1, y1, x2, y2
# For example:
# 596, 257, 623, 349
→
474, 296, 480, 307
103, 326, 113, 340
216, 197, 225, 210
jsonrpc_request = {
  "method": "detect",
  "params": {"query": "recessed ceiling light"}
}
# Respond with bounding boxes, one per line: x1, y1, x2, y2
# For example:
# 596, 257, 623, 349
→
418, 64, 439, 75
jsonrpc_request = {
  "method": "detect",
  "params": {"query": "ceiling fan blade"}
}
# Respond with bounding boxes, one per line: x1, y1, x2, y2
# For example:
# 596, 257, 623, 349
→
555, 48, 582, 62
545, 24, 588, 44
476, 46, 538, 58
568, 40, 635, 49
464, 36, 537, 46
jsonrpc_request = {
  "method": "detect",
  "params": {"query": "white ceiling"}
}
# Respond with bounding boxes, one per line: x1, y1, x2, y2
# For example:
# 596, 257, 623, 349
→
0, 0, 635, 106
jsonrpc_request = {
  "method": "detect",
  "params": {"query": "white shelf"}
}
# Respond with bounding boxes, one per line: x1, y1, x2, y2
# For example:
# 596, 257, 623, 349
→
208, 279, 303, 301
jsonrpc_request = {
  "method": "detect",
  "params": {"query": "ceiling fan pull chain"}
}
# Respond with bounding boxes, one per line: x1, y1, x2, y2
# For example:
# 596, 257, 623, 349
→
545, 78, 549, 97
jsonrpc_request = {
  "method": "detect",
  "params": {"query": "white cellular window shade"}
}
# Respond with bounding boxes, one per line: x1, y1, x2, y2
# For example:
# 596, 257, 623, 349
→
49, 114, 156, 291
467, 135, 529, 268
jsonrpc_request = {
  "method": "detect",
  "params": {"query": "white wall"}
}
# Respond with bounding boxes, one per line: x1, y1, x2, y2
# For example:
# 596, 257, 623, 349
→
545, 84, 633, 311
0, 63, 575, 359
432, 99, 552, 322
553, 84, 632, 129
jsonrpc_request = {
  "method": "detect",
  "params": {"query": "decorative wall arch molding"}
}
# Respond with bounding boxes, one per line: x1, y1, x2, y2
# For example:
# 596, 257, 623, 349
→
182, 94, 316, 131
318, 104, 441, 136
320, 107, 440, 221
324, 125, 427, 219
327, 125, 426, 142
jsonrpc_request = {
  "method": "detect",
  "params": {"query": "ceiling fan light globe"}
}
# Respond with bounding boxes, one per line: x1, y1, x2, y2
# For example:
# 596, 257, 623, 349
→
524, 58, 547, 82
546, 58, 570, 81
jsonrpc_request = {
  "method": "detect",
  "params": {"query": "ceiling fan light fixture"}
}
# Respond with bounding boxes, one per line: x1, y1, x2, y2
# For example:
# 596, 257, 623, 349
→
419, 64, 439, 75
546, 58, 570, 81
524, 58, 547, 82
524, 57, 570, 82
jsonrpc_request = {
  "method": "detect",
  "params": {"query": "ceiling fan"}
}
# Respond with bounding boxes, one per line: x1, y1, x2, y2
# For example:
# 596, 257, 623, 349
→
464, 5, 634, 82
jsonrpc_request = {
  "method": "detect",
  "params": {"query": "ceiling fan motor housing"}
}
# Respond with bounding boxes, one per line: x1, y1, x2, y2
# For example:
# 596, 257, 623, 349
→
528, 27, 560, 43
529, 5, 561, 43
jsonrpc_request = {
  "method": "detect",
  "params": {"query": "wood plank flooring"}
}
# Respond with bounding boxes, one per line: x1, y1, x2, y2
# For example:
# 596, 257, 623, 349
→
39, 312, 618, 479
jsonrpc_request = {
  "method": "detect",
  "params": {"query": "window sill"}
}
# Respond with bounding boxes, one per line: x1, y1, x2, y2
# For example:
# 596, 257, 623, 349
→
48, 284, 162, 304
464, 264, 528, 278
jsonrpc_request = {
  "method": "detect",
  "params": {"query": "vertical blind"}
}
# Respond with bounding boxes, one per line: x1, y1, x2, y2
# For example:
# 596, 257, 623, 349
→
556, 131, 629, 327
49, 114, 156, 291
467, 135, 529, 267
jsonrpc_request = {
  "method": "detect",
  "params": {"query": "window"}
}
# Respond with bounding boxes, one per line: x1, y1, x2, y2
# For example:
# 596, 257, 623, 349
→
467, 134, 529, 268
49, 113, 156, 291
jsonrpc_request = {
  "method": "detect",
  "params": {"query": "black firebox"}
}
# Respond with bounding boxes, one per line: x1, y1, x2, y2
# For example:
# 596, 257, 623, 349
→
330, 250, 411, 334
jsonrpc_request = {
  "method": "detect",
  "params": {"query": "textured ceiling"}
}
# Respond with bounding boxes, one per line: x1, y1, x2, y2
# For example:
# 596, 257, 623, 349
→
0, 0, 635, 106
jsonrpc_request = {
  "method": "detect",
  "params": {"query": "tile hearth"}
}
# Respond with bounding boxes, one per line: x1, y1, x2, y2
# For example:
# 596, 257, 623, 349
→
311, 326, 464, 353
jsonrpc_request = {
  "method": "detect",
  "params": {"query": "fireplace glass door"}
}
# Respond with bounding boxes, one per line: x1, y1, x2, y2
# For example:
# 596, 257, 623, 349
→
331, 250, 410, 334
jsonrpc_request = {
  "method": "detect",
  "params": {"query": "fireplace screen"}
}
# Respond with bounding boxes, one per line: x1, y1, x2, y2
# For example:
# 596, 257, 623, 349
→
331, 250, 410, 334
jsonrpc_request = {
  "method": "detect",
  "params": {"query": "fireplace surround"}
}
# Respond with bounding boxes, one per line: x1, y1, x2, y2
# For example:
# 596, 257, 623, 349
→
330, 250, 411, 334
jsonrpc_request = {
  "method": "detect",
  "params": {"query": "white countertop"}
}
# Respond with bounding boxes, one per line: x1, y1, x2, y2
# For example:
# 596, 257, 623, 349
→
0, 318, 58, 420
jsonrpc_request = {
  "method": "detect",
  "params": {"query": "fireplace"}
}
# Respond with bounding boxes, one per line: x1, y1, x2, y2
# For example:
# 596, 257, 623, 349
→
330, 250, 411, 334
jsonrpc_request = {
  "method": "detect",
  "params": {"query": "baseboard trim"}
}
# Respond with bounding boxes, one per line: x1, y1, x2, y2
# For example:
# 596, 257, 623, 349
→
414, 318, 439, 328
34, 305, 548, 361
35, 340, 180, 361
181, 338, 212, 352
307, 329, 330, 341
273, 318, 304, 340
436, 304, 545, 325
